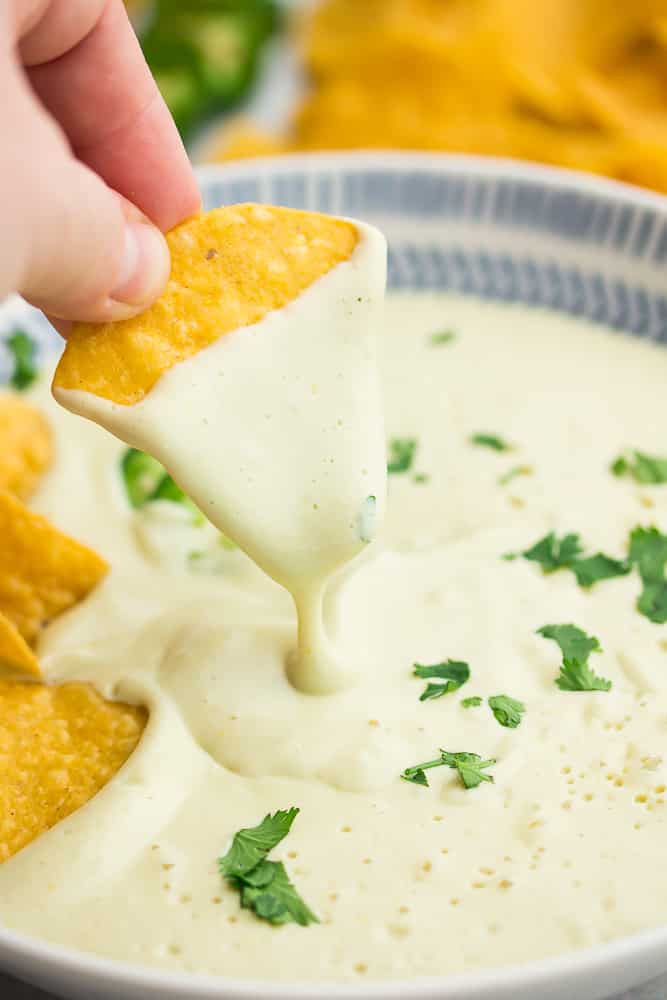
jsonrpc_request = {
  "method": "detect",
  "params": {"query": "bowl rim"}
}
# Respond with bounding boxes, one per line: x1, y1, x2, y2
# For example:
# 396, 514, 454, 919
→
3, 150, 667, 999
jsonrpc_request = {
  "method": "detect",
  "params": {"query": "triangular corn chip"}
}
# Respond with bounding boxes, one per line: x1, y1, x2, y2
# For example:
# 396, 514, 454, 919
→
0, 679, 146, 861
54, 204, 358, 406
0, 611, 40, 679
0, 488, 108, 646
0, 394, 53, 500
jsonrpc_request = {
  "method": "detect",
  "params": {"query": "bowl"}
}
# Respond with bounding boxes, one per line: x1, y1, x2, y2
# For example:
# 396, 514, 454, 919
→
2, 152, 667, 1000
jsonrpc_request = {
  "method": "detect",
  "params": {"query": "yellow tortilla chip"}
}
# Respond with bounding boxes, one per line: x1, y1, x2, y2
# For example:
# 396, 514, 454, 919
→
54, 204, 359, 406
0, 394, 53, 500
0, 679, 146, 861
0, 488, 108, 646
0, 611, 40, 679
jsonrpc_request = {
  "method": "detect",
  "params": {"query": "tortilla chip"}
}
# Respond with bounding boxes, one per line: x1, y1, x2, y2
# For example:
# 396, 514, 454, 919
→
53, 204, 359, 406
0, 488, 108, 646
0, 612, 40, 679
0, 394, 53, 500
0, 679, 146, 861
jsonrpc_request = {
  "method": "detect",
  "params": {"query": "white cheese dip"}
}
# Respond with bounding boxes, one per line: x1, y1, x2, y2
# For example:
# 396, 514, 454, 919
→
53, 221, 388, 695
2, 295, 667, 982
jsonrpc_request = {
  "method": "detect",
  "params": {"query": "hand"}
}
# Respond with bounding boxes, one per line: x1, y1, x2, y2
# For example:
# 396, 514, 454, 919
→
0, 0, 202, 326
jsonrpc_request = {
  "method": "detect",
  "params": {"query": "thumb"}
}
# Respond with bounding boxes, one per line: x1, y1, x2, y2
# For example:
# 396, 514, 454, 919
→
6, 68, 170, 324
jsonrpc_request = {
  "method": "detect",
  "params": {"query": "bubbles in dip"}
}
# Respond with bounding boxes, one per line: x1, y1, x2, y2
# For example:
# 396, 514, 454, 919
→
53, 223, 388, 695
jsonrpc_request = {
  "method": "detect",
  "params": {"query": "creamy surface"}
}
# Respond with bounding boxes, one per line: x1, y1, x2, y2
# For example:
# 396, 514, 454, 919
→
53, 223, 388, 695
3, 295, 667, 981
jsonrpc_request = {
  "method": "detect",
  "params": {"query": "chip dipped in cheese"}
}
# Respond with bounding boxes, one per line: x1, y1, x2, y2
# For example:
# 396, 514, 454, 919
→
54, 204, 388, 694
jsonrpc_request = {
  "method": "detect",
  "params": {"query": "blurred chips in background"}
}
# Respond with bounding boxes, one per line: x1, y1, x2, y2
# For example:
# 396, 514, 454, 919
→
128, 0, 667, 194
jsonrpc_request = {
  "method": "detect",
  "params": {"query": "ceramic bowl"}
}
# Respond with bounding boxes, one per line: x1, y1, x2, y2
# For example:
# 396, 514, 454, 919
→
2, 153, 667, 1000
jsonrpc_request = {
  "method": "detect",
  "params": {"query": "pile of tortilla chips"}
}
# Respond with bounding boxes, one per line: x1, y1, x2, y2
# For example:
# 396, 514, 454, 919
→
209, 0, 667, 194
54, 203, 358, 405
0, 390, 145, 861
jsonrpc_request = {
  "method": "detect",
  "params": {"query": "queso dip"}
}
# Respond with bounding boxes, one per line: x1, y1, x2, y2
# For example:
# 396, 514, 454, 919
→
1, 294, 667, 981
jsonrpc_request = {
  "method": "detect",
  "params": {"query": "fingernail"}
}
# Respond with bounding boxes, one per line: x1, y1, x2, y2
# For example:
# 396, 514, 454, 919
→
110, 222, 170, 311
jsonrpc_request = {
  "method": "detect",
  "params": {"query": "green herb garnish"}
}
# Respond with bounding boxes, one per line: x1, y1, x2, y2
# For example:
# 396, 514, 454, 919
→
429, 329, 456, 346
5, 330, 37, 391
413, 473, 430, 484
461, 695, 482, 708
387, 438, 417, 475
402, 750, 495, 789
537, 624, 611, 692
506, 531, 630, 588
120, 447, 204, 522
611, 451, 667, 484
470, 432, 512, 452
488, 694, 525, 728
413, 659, 470, 701
218, 809, 318, 927
628, 525, 667, 623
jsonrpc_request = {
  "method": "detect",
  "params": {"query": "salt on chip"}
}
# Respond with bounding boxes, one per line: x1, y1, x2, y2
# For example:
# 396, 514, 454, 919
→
0, 394, 53, 500
0, 488, 108, 647
0, 611, 40, 679
53, 204, 359, 407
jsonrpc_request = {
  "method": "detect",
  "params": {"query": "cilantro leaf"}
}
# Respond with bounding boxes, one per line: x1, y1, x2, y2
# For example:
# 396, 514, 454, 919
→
413, 659, 470, 701
499, 464, 532, 486
611, 451, 667, 485
537, 624, 611, 692
461, 695, 482, 708
470, 432, 512, 452
488, 694, 525, 729
387, 438, 417, 475
5, 330, 37, 391
235, 860, 319, 927
218, 809, 319, 928
402, 750, 495, 789
440, 751, 496, 789
571, 553, 631, 588
508, 532, 630, 588
218, 808, 299, 879
522, 532, 583, 572
429, 329, 456, 346
628, 526, 667, 624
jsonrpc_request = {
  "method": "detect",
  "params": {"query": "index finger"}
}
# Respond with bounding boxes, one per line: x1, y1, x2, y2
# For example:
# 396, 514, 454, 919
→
24, 0, 201, 231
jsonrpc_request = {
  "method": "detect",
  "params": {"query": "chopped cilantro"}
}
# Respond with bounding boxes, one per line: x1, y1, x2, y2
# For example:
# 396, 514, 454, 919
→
506, 531, 630, 588
5, 330, 37, 391
628, 525, 667, 623
488, 694, 525, 729
440, 751, 496, 789
387, 438, 417, 475
498, 464, 532, 486
413, 659, 470, 701
413, 473, 430, 484
470, 432, 512, 452
611, 451, 667, 485
571, 553, 631, 588
402, 749, 495, 789
429, 329, 456, 346
537, 624, 611, 692
522, 532, 583, 572
233, 859, 318, 927
121, 447, 204, 522
218, 809, 318, 927
461, 695, 482, 708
